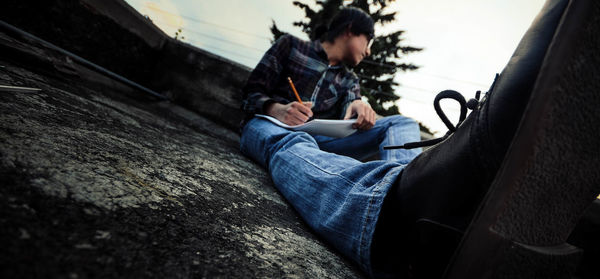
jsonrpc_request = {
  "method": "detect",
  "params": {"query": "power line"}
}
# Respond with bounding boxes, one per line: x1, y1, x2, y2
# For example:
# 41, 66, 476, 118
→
368, 91, 462, 113
184, 41, 472, 105
145, 6, 491, 89
135, 5, 466, 131
184, 42, 457, 109
349, 73, 471, 109
358, 74, 465, 100
186, 39, 260, 62
152, 18, 268, 53
360, 59, 489, 88
144, 5, 272, 40
360, 59, 399, 69
357, 73, 397, 85
160, 25, 480, 96
142, 5, 489, 96
145, 5, 492, 89
412, 71, 489, 87
362, 86, 458, 109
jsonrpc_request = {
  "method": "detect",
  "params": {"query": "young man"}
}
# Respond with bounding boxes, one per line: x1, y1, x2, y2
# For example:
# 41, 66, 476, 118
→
241, 1, 599, 278
240, 7, 423, 277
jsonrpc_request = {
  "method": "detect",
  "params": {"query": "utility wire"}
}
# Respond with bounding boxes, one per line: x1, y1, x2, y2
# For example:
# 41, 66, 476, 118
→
143, 6, 487, 102
185, 39, 260, 62
360, 59, 489, 87
145, 6, 490, 89
411, 71, 489, 87
357, 73, 397, 85
152, 18, 268, 53
180, 38, 472, 105
144, 5, 272, 40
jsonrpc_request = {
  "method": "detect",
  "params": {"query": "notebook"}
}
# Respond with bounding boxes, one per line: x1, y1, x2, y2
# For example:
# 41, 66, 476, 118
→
255, 114, 357, 138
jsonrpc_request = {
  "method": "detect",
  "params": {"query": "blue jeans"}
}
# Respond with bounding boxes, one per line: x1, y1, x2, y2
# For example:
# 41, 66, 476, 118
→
240, 115, 422, 277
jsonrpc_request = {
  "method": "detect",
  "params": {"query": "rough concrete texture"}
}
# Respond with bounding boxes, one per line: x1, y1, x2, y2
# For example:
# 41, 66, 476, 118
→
2, 0, 598, 278
1, 0, 251, 131
0, 31, 363, 278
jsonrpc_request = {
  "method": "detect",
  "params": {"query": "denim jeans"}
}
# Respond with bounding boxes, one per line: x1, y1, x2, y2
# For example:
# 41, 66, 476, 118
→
240, 115, 422, 277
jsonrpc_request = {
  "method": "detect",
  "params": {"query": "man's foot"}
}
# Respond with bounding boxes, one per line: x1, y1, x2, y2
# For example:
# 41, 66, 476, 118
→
385, 0, 600, 277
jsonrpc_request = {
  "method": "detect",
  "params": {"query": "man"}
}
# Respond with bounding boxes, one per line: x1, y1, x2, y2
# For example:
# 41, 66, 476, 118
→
240, 1, 599, 278
240, 7, 423, 277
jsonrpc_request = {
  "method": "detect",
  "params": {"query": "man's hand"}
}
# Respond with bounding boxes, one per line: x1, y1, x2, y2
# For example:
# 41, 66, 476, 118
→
344, 100, 376, 130
266, 101, 313, 126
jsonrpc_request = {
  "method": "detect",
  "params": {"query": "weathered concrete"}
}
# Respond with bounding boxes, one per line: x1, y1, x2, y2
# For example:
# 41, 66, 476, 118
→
0, 28, 363, 278
2, 0, 251, 132
2, 0, 598, 278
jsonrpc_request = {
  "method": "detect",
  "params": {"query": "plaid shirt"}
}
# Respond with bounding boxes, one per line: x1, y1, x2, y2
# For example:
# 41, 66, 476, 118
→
241, 34, 362, 128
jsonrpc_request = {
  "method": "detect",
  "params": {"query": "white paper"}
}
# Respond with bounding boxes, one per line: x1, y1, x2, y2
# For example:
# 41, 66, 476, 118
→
255, 114, 357, 138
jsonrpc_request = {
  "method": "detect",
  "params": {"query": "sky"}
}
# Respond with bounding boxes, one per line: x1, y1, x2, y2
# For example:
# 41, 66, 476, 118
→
124, 0, 547, 135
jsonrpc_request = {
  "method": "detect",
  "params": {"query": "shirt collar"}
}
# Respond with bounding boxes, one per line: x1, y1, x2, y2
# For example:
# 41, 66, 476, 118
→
312, 39, 329, 62
312, 39, 354, 72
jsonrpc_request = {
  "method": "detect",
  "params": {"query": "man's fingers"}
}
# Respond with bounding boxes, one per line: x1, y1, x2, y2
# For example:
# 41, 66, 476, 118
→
356, 106, 376, 130
368, 109, 375, 127
367, 110, 375, 129
279, 102, 310, 125
344, 106, 354, 120
292, 102, 313, 118
361, 107, 372, 129
354, 110, 365, 129
299, 105, 313, 118
291, 107, 310, 123
286, 115, 305, 126
284, 100, 376, 128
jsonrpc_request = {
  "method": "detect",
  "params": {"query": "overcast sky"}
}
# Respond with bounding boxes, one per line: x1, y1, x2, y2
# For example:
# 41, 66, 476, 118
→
125, 0, 547, 135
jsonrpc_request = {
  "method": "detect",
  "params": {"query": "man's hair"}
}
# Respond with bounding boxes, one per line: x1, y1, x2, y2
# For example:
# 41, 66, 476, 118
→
315, 7, 374, 42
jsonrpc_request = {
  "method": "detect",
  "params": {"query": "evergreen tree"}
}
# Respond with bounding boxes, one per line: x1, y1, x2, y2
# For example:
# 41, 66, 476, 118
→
270, 0, 422, 117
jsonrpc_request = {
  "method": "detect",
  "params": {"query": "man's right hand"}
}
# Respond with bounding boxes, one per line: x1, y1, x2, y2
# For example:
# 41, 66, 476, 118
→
266, 101, 313, 126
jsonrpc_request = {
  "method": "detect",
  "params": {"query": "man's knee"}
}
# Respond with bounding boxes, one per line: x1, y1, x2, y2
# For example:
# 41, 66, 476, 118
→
273, 131, 317, 152
240, 118, 316, 166
240, 118, 290, 166
381, 114, 419, 129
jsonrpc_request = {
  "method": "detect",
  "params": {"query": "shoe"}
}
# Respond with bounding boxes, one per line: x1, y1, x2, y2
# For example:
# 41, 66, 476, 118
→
386, 0, 600, 277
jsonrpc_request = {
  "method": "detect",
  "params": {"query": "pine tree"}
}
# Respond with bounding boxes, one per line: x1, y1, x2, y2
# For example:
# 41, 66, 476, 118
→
270, 0, 422, 117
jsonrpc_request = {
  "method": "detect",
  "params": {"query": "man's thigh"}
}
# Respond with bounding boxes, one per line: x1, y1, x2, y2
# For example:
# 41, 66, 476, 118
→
240, 117, 314, 167
313, 115, 414, 161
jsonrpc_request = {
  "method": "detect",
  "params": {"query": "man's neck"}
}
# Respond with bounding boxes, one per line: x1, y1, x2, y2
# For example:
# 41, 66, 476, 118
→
321, 40, 344, 66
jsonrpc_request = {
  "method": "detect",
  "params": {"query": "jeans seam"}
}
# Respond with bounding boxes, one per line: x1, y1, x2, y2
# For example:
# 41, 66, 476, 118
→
286, 149, 365, 188
387, 121, 395, 161
315, 137, 337, 144
359, 185, 380, 273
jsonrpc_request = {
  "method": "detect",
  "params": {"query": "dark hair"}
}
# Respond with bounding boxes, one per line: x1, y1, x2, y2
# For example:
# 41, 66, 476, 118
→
314, 7, 374, 42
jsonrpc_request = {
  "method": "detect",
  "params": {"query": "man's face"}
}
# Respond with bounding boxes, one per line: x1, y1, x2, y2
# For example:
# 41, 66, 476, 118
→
344, 33, 372, 66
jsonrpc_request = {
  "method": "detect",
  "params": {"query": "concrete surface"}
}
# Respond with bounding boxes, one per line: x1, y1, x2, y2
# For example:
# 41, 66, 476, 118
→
1, 0, 597, 278
0, 29, 363, 278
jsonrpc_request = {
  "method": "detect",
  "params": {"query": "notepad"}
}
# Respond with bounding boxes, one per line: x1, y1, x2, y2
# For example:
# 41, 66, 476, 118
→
255, 114, 357, 138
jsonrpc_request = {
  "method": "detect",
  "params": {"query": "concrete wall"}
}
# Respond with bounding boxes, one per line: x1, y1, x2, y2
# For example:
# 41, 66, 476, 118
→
80, 0, 253, 130
2, 0, 251, 131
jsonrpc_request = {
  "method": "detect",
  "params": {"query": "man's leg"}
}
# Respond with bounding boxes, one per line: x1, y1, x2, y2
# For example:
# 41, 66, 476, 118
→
240, 117, 406, 277
312, 115, 422, 162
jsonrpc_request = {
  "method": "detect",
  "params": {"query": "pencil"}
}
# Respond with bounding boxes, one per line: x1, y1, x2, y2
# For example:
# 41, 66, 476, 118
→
287, 77, 303, 104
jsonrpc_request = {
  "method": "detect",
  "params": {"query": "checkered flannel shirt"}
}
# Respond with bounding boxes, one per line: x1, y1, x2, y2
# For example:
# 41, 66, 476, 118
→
240, 34, 362, 128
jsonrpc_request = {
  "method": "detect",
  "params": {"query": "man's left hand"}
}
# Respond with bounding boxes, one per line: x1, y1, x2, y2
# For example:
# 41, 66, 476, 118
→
343, 100, 376, 130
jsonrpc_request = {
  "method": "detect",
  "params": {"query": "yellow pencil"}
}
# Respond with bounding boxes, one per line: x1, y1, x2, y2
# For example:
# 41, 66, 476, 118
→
287, 77, 303, 104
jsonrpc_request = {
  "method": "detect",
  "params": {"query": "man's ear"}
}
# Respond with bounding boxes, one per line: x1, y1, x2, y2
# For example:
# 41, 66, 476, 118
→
344, 23, 353, 38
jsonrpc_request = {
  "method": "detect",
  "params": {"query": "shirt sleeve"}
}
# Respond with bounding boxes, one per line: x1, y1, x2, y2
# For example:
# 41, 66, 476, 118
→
241, 34, 293, 115
340, 75, 363, 119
